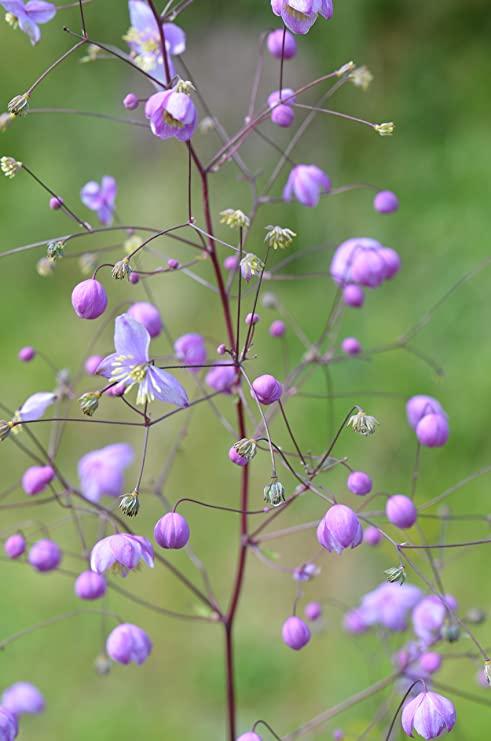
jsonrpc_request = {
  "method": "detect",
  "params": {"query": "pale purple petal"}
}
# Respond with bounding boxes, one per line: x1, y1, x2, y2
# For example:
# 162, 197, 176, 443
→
164, 22, 186, 55
114, 314, 150, 362
18, 391, 56, 422
25, 0, 56, 23
145, 366, 189, 407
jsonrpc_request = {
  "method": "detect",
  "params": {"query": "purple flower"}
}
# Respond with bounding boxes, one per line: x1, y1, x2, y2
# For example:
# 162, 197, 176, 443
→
206, 364, 236, 394
128, 302, 163, 338
78, 443, 134, 503
386, 494, 417, 529
317, 504, 362, 553
293, 562, 320, 582
251, 374, 283, 405
271, 0, 333, 35
358, 583, 422, 632
416, 414, 449, 448
374, 190, 399, 214
154, 512, 190, 549
75, 570, 107, 600
341, 337, 362, 356
98, 314, 189, 407
126, 0, 185, 83
18, 346, 35, 362
282, 616, 311, 650
419, 652, 443, 675
145, 87, 197, 142
80, 177, 117, 225
0, 707, 18, 741
224, 255, 239, 271
412, 596, 449, 645
347, 471, 372, 496
174, 333, 207, 372
330, 237, 400, 288
342, 284, 365, 307
269, 320, 286, 338
123, 92, 139, 110
17, 391, 56, 422
283, 164, 331, 207
2, 682, 44, 716
267, 28, 297, 59
268, 89, 296, 128
406, 395, 446, 430
71, 279, 108, 320
1, 0, 56, 45
90, 533, 154, 575
304, 601, 322, 621
4, 534, 26, 559
21, 465, 55, 496
401, 691, 456, 739
237, 734, 262, 741
106, 623, 152, 666
245, 312, 260, 326
85, 354, 103, 375
363, 526, 381, 546
28, 539, 62, 572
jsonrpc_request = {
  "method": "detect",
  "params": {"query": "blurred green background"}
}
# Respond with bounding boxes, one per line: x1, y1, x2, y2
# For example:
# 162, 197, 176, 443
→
1, 0, 490, 738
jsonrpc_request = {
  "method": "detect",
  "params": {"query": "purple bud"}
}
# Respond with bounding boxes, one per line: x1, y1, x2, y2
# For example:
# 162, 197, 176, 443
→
317, 504, 362, 553
123, 93, 139, 110
2, 682, 45, 716
269, 319, 286, 338
71, 279, 108, 320
129, 272, 140, 284
28, 539, 62, 572
283, 164, 331, 208
154, 512, 190, 550
251, 374, 283, 405
416, 414, 449, 448
282, 616, 311, 650
75, 570, 107, 600
401, 690, 456, 739
267, 28, 297, 59
224, 255, 240, 271
363, 526, 381, 546
271, 104, 295, 127
342, 284, 364, 308
412, 596, 448, 644
18, 346, 36, 362
347, 471, 372, 496
379, 247, 401, 279
229, 446, 248, 466
406, 395, 446, 430
333, 731, 345, 741
386, 494, 417, 529
245, 312, 260, 326
304, 602, 322, 621
21, 465, 55, 496
128, 302, 163, 338
167, 258, 179, 270
343, 609, 369, 634
374, 190, 399, 214
174, 333, 207, 371
0, 707, 17, 741
341, 337, 362, 356
49, 196, 63, 210
106, 623, 152, 666
419, 652, 442, 674
237, 734, 262, 741
84, 354, 103, 375
217, 344, 226, 355
4, 534, 26, 559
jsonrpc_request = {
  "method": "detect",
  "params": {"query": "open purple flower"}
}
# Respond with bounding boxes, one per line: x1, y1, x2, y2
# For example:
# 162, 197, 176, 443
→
145, 85, 198, 142
283, 164, 331, 207
90, 533, 154, 575
78, 443, 134, 503
125, 0, 185, 83
98, 314, 189, 407
401, 690, 456, 739
1, 0, 56, 45
271, 0, 333, 35
330, 237, 401, 288
80, 176, 117, 226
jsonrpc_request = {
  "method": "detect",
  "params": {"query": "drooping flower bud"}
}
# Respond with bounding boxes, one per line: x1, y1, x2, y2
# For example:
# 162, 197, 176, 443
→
282, 616, 311, 650
251, 375, 283, 405
106, 623, 152, 666
363, 526, 381, 546
342, 284, 365, 308
374, 190, 399, 214
386, 494, 417, 529
4, 533, 26, 559
84, 355, 103, 375
75, 571, 107, 600
154, 512, 190, 549
2, 682, 45, 716
245, 312, 260, 326
401, 690, 456, 739
269, 320, 286, 338
416, 414, 449, 448
28, 539, 62, 572
18, 346, 36, 362
347, 471, 372, 496
317, 504, 362, 553
229, 446, 248, 466
123, 92, 139, 110
128, 302, 163, 339
21, 465, 55, 495
304, 602, 322, 622
266, 28, 297, 59
71, 279, 108, 320
341, 337, 362, 356
283, 164, 331, 208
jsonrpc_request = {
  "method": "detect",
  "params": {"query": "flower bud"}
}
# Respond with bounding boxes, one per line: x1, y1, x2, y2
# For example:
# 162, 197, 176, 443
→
71, 279, 108, 320
28, 539, 62, 572
341, 337, 362, 356
263, 480, 285, 507
2, 682, 44, 716
347, 470, 372, 496
363, 526, 381, 546
167, 258, 179, 270
251, 375, 282, 405
271, 103, 294, 127
317, 504, 362, 553
4, 533, 26, 559
406, 395, 446, 429
223, 255, 239, 271
154, 512, 190, 549
106, 623, 152, 666
79, 391, 101, 417
49, 196, 64, 210
123, 93, 139, 110
374, 190, 399, 214
267, 28, 297, 60
261, 292, 278, 309
128, 302, 163, 338
282, 616, 311, 650
228, 446, 248, 466
342, 284, 364, 308
386, 494, 417, 529
75, 570, 107, 600
304, 602, 322, 622
85, 355, 103, 375
441, 622, 460, 643
269, 320, 286, 338
416, 413, 449, 448
237, 733, 262, 741
419, 652, 442, 674
21, 465, 55, 495
245, 312, 260, 326
119, 490, 140, 518
18, 346, 36, 362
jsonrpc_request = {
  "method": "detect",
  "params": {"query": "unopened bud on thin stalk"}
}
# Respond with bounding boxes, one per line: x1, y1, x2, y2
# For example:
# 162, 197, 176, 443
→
79, 391, 101, 417
119, 490, 140, 517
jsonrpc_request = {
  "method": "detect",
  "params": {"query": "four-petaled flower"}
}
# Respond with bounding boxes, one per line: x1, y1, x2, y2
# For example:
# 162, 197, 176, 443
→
125, 0, 185, 83
145, 84, 197, 142
1, 0, 56, 45
271, 0, 333, 35
80, 176, 117, 226
98, 314, 189, 407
